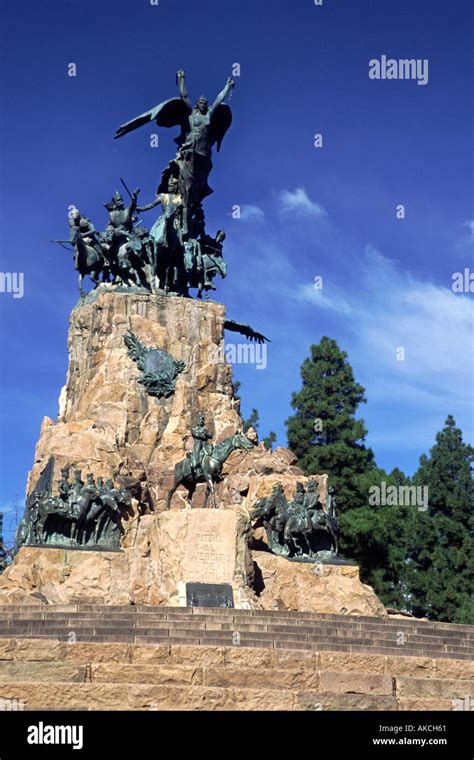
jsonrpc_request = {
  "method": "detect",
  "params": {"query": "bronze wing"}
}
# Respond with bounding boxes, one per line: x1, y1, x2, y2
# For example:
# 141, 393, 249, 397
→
224, 319, 270, 344
114, 98, 191, 141
210, 104, 232, 152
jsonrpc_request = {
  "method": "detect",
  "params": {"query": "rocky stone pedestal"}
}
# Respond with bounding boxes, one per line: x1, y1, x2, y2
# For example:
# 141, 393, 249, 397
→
0, 507, 257, 608
25, 289, 324, 513
252, 551, 386, 617
4, 288, 387, 617
0, 537, 385, 617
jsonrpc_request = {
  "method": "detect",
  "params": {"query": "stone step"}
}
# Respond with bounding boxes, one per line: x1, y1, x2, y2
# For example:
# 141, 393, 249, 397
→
0, 679, 402, 711
0, 630, 469, 660
3, 637, 473, 675
1, 607, 474, 640
0, 604, 473, 633
0, 666, 469, 711
0, 660, 395, 694
1, 620, 470, 647
0, 637, 471, 706
0, 618, 470, 645
0, 629, 470, 656
0, 606, 471, 664
0, 604, 473, 635
0, 613, 471, 640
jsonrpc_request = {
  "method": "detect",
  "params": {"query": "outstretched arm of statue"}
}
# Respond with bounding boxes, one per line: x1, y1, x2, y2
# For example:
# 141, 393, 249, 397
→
126, 188, 140, 216
177, 69, 192, 109
137, 195, 162, 213
211, 77, 234, 112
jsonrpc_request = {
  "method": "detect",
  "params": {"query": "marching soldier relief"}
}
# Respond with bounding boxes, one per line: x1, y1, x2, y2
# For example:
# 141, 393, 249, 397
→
15, 458, 131, 551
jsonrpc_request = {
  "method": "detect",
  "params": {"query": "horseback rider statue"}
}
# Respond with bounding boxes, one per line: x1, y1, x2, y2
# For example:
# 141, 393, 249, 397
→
190, 413, 213, 477
304, 479, 326, 527
251, 480, 341, 560
167, 419, 255, 510
69, 208, 101, 253
68, 208, 108, 292
57, 465, 72, 506
102, 190, 144, 286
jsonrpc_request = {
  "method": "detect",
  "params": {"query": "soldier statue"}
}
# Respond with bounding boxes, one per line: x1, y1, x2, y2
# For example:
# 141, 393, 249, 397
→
67, 208, 108, 292
71, 469, 84, 501
69, 208, 101, 252
57, 465, 71, 506
290, 482, 306, 516
137, 175, 185, 291
189, 413, 213, 476
303, 479, 320, 511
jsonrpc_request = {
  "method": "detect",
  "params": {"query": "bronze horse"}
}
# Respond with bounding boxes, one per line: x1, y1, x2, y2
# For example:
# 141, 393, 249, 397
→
70, 229, 106, 294
166, 431, 255, 509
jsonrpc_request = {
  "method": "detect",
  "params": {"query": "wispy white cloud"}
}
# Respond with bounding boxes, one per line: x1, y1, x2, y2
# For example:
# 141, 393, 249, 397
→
463, 220, 474, 235
223, 195, 473, 468
240, 204, 265, 222
296, 282, 352, 315
278, 187, 327, 218
296, 243, 474, 404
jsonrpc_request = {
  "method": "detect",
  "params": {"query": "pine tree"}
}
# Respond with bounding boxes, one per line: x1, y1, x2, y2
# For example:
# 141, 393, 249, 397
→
285, 337, 374, 511
263, 431, 277, 451
413, 416, 473, 529
340, 467, 413, 609
243, 408, 259, 433
404, 416, 474, 623
241, 405, 277, 449
285, 338, 417, 610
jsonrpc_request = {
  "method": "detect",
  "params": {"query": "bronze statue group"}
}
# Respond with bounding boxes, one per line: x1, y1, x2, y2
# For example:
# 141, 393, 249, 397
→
16, 416, 340, 561
60, 70, 234, 298
34, 71, 343, 562
251, 481, 340, 559
16, 467, 131, 552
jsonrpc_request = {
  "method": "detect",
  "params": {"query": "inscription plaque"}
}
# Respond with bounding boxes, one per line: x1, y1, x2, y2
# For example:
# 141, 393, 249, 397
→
186, 582, 234, 609
182, 511, 236, 583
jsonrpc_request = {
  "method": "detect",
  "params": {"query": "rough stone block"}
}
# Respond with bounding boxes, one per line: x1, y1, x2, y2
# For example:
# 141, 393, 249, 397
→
318, 670, 393, 696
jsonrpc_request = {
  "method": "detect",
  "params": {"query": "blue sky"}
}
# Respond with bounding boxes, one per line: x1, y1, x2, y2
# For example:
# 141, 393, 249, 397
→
0, 0, 473, 542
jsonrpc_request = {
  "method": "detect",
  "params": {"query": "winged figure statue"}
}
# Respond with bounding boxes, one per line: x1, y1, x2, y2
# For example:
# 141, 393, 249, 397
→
115, 69, 234, 237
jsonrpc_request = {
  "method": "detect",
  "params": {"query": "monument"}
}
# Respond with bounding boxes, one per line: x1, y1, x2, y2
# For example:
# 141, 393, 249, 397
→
0, 69, 384, 617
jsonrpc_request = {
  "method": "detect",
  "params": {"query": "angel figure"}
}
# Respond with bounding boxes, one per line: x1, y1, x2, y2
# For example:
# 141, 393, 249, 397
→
114, 69, 235, 237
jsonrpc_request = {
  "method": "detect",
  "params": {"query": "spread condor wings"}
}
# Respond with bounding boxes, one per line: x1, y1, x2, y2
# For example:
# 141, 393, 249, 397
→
114, 98, 190, 141
114, 98, 232, 151
224, 320, 270, 344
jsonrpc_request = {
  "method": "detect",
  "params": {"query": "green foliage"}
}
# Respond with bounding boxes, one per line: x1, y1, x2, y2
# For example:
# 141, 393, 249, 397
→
404, 417, 474, 624
340, 467, 414, 610
413, 416, 474, 530
284, 337, 414, 606
286, 337, 375, 512
285, 341, 474, 623
241, 404, 277, 450
263, 431, 277, 451
243, 408, 259, 433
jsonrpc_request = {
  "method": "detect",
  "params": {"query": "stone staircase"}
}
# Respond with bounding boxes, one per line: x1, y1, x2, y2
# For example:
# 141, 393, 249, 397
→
0, 605, 472, 710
